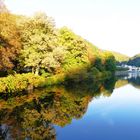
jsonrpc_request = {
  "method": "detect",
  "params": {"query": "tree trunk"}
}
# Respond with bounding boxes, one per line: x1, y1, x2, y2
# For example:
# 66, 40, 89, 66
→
32, 67, 35, 74
35, 66, 39, 75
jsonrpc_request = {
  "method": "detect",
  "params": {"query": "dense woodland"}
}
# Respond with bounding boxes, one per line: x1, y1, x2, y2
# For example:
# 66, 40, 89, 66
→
116, 53, 140, 67
0, 1, 116, 94
127, 54, 140, 67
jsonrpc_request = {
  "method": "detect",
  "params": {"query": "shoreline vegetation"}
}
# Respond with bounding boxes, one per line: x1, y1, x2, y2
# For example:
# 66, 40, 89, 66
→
0, 1, 116, 95
0, 71, 113, 94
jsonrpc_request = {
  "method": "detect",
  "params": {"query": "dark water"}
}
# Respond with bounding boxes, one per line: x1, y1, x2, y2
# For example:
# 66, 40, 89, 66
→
0, 73, 140, 140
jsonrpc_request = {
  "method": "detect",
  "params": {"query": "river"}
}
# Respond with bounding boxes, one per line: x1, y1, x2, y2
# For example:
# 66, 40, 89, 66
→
0, 73, 140, 140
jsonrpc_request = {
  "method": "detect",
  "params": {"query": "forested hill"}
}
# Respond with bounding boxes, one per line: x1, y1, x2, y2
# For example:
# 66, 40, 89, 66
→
114, 52, 140, 67
127, 54, 140, 67
0, 0, 116, 76
0, 0, 117, 94
104, 51, 130, 63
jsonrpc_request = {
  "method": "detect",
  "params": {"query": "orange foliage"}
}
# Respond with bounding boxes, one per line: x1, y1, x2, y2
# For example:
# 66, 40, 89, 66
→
0, 12, 21, 71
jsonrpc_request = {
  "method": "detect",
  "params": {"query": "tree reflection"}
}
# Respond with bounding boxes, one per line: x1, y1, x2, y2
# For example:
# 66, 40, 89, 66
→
128, 76, 140, 89
0, 76, 116, 139
115, 75, 140, 90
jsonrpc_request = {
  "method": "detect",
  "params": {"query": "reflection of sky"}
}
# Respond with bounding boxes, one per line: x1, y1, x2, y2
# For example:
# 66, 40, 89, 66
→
55, 84, 140, 140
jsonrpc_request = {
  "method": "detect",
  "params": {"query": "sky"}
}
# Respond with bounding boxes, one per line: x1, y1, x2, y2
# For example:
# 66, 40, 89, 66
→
4, 0, 140, 56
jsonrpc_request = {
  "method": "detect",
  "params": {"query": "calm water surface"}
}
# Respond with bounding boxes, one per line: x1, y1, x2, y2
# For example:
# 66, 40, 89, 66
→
0, 73, 140, 140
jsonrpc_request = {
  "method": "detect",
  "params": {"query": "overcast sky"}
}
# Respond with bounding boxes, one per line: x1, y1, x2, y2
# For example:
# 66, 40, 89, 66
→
4, 0, 140, 56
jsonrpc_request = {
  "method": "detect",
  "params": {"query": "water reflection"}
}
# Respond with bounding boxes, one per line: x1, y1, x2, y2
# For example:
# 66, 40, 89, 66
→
0, 74, 140, 139
116, 72, 140, 89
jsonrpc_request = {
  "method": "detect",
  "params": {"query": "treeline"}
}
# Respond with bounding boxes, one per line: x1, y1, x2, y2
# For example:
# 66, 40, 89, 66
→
117, 53, 140, 67
0, 1, 116, 92
127, 54, 140, 67
106, 51, 129, 63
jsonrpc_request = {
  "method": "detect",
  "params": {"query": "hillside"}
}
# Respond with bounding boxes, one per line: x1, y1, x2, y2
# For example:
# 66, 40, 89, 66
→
0, 0, 117, 92
108, 51, 129, 62
127, 54, 140, 67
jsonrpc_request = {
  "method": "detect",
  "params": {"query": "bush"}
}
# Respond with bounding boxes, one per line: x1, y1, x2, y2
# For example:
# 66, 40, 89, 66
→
0, 73, 45, 94
45, 74, 65, 86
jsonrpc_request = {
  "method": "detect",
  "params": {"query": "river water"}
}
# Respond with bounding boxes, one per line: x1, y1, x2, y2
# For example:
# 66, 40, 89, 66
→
0, 73, 140, 140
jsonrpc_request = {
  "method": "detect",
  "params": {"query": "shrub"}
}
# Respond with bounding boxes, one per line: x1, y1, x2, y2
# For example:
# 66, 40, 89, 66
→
0, 73, 45, 94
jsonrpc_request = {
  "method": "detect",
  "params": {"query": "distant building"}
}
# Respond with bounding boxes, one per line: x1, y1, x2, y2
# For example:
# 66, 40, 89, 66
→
117, 64, 140, 72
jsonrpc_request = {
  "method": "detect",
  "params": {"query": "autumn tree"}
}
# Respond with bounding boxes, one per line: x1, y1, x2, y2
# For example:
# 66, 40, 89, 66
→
20, 13, 66, 75
0, 11, 21, 71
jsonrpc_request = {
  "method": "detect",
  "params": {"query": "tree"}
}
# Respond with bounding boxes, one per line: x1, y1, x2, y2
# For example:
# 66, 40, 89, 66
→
0, 12, 21, 71
94, 57, 104, 71
58, 27, 89, 71
20, 13, 66, 75
105, 55, 116, 72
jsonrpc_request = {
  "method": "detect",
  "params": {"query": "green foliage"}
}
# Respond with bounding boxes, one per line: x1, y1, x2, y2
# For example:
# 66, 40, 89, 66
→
19, 13, 66, 75
57, 27, 116, 77
45, 74, 65, 85
0, 73, 45, 93
0, 1, 117, 92
94, 57, 104, 71
104, 55, 116, 72
105, 50, 130, 62
58, 27, 89, 71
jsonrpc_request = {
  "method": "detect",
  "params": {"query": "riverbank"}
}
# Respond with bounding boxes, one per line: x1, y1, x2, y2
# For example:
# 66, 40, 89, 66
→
0, 70, 113, 95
